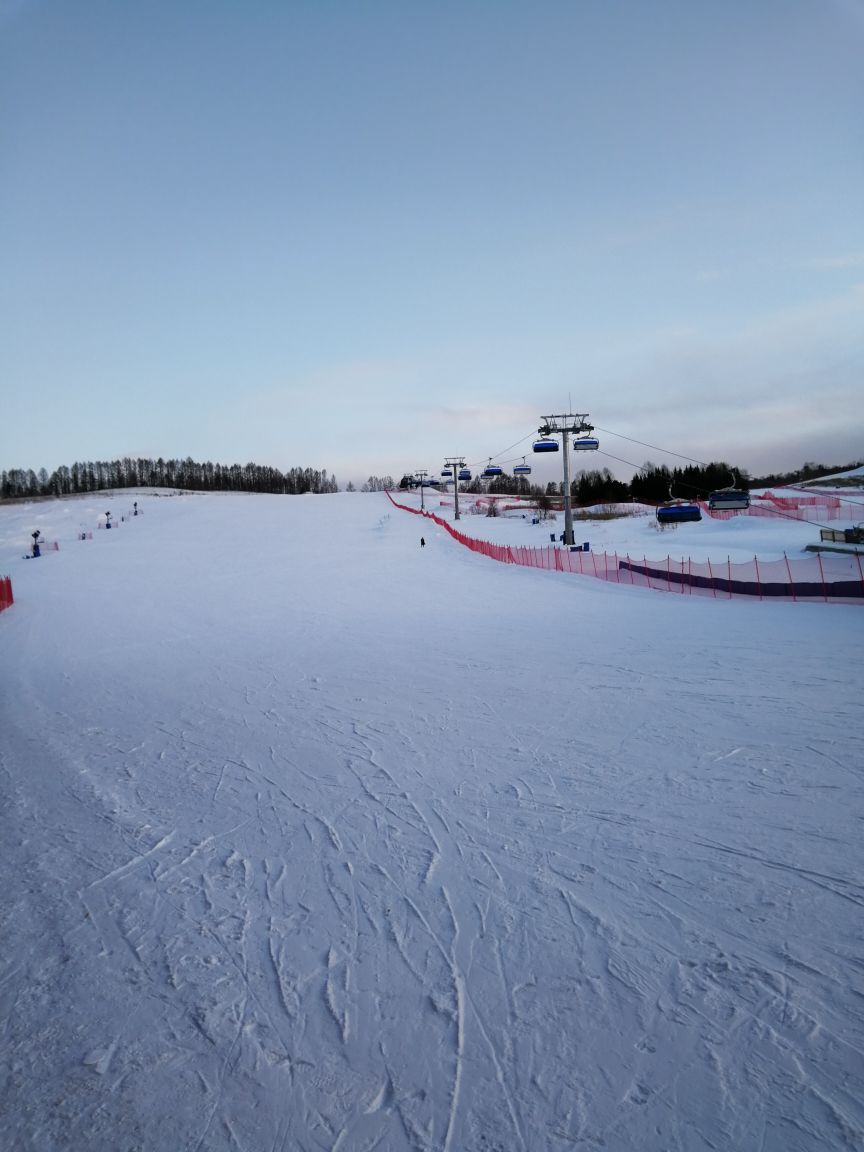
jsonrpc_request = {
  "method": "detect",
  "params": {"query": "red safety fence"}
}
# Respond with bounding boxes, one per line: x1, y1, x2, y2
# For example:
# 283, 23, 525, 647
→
703, 503, 855, 523
753, 492, 841, 508
0, 576, 13, 614
438, 490, 860, 523
704, 492, 860, 522
385, 492, 864, 604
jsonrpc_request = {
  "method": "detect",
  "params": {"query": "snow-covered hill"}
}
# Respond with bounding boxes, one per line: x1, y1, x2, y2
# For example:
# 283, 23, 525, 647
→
798, 463, 864, 487
1, 491, 861, 1151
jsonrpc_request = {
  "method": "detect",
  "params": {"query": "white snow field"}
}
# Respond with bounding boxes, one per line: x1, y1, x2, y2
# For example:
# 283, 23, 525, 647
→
1, 491, 861, 1152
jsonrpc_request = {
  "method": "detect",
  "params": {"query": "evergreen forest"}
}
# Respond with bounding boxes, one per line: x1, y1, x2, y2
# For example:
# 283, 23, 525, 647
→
1, 458, 338, 500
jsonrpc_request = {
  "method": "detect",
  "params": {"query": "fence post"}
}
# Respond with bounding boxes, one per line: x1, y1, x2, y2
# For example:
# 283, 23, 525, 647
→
783, 553, 796, 602
856, 552, 864, 601
707, 557, 716, 597
727, 557, 732, 599
754, 555, 763, 601
817, 552, 827, 602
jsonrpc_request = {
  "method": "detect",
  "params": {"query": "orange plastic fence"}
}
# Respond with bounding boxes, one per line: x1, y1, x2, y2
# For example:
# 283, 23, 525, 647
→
386, 493, 864, 603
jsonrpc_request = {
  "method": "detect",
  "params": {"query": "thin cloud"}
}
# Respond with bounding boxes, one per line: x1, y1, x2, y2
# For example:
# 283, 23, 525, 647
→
802, 254, 864, 270
695, 254, 864, 284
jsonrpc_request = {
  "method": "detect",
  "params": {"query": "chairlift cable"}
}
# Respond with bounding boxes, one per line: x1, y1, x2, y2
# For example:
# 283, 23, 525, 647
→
599, 426, 864, 513
467, 430, 541, 469
458, 424, 854, 532
593, 426, 713, 468
593, 449, 840, 530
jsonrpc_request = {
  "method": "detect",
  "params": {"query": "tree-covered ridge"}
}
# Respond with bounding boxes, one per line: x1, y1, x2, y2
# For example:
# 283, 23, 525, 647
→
3, 455, 861, 504
400, 456, 864, 505
0, 457, 338, 500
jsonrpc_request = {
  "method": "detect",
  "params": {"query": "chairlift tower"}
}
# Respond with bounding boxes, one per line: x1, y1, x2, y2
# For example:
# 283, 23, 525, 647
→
537, 413, 594, 546
414, 470, 428, 511
443, 458, 466, 521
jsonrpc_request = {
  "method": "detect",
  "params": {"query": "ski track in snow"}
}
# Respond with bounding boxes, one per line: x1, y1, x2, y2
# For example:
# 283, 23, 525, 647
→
0, 491, 862, 1151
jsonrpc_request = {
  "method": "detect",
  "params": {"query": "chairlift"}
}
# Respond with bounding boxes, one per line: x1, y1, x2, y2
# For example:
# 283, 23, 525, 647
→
441, 468, 453, 478
513, 456, 532, 476
573, 437, 600, 451
656, 503, 702, 524
708, 490, 750, 510
533, 438, 559, 453
482, 464, 503, 478
458, 468, 472, 481
707, 470, 750, 510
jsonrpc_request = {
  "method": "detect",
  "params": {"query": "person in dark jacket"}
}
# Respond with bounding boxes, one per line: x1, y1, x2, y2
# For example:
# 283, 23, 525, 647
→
420, 536, 426, 547
31, 530, 41, 558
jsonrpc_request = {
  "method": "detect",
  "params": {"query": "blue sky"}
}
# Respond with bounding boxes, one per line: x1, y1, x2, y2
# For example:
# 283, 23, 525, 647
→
2, 0, 862, 488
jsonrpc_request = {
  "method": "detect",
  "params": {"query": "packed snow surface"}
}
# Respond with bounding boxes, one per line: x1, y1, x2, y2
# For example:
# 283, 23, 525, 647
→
1, 491, 861, 1152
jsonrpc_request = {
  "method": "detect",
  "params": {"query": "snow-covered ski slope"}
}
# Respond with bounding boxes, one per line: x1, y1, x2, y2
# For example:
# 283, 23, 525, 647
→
1, 492, 861, 1152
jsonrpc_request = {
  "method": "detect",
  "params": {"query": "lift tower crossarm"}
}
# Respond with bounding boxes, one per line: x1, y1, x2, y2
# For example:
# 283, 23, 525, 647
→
537, 413, 594, 547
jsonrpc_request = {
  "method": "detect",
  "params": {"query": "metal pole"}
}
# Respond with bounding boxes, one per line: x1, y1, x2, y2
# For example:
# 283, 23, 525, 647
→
444, 458, 464, 521
562, 428, 573, 546
537, 412, 593, 548
415, 470, 427, 511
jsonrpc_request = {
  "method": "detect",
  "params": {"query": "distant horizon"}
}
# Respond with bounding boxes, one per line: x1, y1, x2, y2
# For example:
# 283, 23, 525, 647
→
3, 447, 863, 497
2, 419, 862, 493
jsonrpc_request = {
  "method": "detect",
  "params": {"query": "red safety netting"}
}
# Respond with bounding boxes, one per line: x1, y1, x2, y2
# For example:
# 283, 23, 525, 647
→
703, 499, 854, 523
756, 491, 843, 508
0, 576, 13, 613
385, 492, 864, 603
